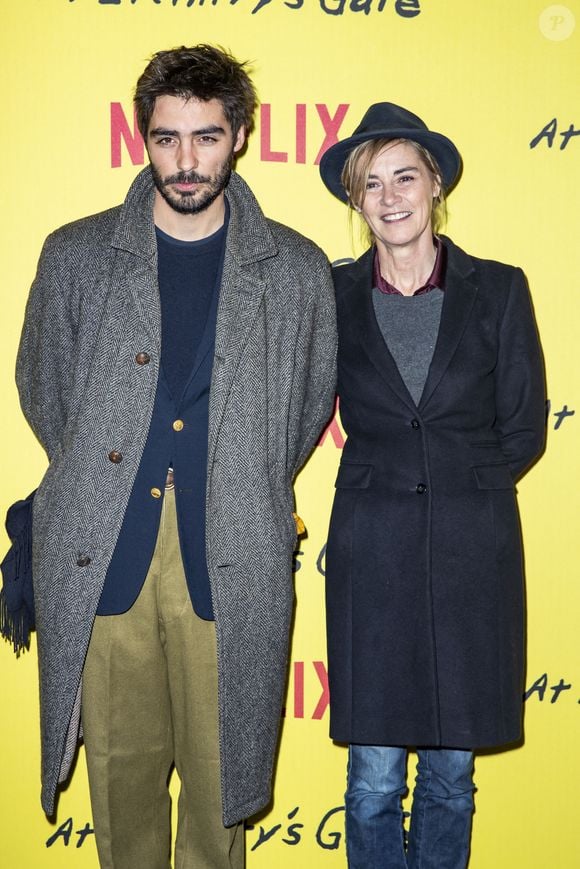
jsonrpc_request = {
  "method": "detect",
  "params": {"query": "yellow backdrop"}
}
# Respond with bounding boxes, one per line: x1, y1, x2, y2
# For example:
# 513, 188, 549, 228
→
1, 1, 578, 866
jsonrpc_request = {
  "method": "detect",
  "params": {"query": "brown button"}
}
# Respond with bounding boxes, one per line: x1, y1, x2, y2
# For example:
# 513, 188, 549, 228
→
77, 555, 91, 567
150, 487, 162, 499
108, 450, 123, 464
135, 352, 150, 365
165, 468, 175, 489
173, 419, 184, 432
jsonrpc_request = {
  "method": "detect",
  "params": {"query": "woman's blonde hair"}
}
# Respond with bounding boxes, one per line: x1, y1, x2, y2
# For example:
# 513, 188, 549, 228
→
341, 137, 447, 245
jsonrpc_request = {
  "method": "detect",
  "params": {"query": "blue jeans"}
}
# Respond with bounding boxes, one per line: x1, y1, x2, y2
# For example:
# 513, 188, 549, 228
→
345, 745, 475, 869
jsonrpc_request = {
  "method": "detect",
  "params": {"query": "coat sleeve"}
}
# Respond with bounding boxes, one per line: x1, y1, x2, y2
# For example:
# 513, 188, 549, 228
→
288, 247, 337, 479
15, 232, 78, 461
493, 267, 546, 479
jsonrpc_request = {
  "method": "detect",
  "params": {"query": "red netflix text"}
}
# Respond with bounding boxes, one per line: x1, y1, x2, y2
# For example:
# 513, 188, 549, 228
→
110, 102, 351, 169
284, 660, 330, 720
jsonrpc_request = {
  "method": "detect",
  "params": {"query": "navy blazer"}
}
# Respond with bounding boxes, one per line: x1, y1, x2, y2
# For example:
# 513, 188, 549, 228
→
98, 267, 219, 619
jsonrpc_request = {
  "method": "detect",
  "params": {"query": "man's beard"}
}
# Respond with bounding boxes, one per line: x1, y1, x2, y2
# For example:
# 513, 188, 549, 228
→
150, 152, 234, 215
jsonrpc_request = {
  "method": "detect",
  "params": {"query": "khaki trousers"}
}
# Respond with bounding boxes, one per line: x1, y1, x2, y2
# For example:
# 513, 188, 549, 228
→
81, 487, 244, 869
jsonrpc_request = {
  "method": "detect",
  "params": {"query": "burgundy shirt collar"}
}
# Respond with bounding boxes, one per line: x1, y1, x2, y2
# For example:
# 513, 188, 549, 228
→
373, 237, 447, 296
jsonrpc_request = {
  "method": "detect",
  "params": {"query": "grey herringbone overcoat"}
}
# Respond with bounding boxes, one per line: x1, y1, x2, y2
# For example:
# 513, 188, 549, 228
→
16, 167, 337, 824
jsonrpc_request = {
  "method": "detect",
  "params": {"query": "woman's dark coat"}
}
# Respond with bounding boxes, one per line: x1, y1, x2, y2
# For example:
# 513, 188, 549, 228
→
325, 237, 545, 749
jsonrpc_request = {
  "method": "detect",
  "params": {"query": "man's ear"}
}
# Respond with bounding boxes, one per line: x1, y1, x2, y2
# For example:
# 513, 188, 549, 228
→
234, 125, 246, 154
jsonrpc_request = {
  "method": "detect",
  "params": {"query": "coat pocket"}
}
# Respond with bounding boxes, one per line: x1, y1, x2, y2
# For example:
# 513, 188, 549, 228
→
335, 462, 373, 490
472, 463, 514, 490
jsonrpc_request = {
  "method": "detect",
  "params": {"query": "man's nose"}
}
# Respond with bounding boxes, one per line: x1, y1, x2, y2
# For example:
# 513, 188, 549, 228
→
177, 141, 198, 172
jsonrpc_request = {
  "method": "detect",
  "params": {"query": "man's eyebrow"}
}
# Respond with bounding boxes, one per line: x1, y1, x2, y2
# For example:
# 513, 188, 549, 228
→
148, 125, 227, 138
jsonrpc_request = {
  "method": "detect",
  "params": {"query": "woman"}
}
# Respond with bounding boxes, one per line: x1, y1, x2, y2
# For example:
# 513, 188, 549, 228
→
319, 103, 545, 868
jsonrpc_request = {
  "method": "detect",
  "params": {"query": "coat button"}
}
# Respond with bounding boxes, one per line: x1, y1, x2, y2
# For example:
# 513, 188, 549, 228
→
108, 450, 123, 464
76, 555, 91, 567
135, 352, 150, 365
411, 419, 420, 429
173, 419, 184, 432
150, 487, 162, 499
416, 483, 427, 494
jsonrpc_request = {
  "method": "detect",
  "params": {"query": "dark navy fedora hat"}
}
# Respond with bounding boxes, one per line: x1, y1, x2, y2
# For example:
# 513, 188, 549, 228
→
319, 102, 462, 202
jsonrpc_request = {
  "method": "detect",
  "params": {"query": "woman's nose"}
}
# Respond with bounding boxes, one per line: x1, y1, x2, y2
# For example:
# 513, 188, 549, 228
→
381, 185, 400, 206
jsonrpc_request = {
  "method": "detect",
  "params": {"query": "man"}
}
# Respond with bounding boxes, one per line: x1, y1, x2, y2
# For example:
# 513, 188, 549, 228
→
16, 45, 336, 868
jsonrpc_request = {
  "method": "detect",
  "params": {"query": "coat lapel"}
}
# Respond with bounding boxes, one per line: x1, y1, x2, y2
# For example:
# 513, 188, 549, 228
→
207, 255, 267, 465
342, 239, 479, 413
342, 250, 418, 410
207, 174, 277, 470
419, 239, 478, 410
110, 168, 161, 348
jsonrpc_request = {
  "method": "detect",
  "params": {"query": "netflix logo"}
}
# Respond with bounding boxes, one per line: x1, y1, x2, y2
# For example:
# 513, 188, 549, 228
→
284, 660, 330, 720
110, 102, 353, 168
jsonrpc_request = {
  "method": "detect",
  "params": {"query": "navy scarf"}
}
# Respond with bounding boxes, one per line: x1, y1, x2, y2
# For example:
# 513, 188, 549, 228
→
0, 491, 35, 655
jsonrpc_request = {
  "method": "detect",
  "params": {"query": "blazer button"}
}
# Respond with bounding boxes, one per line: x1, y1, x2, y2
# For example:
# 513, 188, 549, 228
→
108, 450, 123, 464
135, 352, 150, 365
150, 487, 162, 499
173, 419, 184, 432
76, 555, 91, 567
411, 419, 420, 429
416, 483, 427, 494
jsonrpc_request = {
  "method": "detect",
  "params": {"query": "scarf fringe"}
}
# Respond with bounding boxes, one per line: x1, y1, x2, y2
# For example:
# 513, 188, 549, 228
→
0, 591, 31, 656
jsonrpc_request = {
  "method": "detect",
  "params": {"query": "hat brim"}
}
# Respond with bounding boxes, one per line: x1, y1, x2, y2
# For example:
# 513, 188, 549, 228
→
319, 128, 462, 203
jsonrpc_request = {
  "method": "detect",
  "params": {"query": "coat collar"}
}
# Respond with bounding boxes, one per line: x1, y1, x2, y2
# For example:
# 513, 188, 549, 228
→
108, 166, 279, 353
339, 236, 478, 411
111, 166, 279, 268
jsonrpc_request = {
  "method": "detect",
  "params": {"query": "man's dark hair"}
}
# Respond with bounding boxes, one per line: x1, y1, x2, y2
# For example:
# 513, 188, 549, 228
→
134, 44, 257, 140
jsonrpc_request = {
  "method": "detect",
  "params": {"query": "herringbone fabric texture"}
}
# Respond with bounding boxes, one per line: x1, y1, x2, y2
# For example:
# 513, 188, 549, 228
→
16, 167, 337, 823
